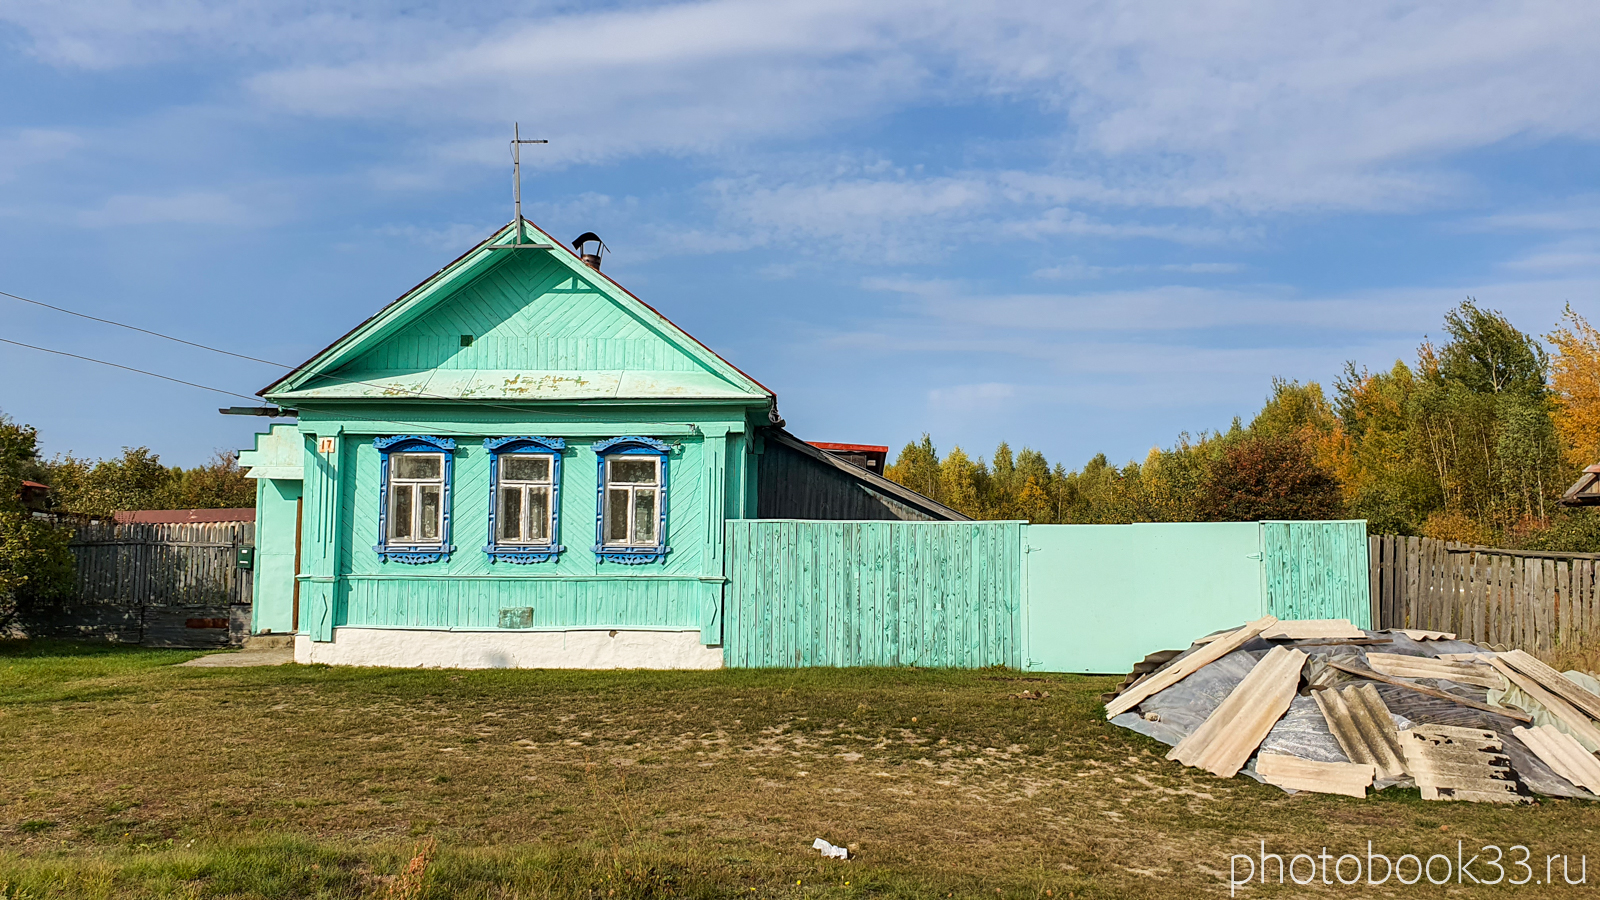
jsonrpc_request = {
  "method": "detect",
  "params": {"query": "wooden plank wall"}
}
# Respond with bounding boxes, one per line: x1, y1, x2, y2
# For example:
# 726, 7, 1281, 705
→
1368, 535, 1600, 654
44, 522, 256, 647
723, 520, 1023, 668
1261, 520, 1372, 628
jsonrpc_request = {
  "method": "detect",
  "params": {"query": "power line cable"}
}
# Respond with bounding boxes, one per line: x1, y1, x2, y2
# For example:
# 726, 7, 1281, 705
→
0, 337, 264, 403
0, 334, 690, 440
0, 289, 292, 368
0, 286, 718, 426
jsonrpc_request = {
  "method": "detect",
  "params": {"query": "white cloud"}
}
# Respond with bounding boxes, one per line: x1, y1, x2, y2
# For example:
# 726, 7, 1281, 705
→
845, 275, 1596, 367
86, 191, 250, 226
9, 1, 1598, 216
0, 128, 81, 182
1502, 239, 1600, 273
1163, 262, 1243, 274
1461, 198, 1600, 233
927, 381, 1017, 412
374, 221, 496, 251
1033, 258, 1114, 280
1033, 258, 1245, 280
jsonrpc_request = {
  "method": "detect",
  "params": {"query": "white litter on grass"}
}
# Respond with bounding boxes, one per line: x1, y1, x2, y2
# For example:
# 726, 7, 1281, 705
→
812, 838, 849, 860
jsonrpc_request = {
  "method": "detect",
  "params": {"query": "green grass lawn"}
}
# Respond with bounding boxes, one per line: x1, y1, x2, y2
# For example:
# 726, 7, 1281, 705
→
1, 640, 1597, 899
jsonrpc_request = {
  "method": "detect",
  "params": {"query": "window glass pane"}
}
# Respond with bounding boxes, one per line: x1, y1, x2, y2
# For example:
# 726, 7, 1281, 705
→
498, 486, 522, 541
632, 489, 657, 544
527, 487, 550, 542
610, 458, 657, 484
606, 488, 630, 543
390, 484, 413, 540
419, 485, 442, 541
394, 453, 441, 480
502, 455, 550, 483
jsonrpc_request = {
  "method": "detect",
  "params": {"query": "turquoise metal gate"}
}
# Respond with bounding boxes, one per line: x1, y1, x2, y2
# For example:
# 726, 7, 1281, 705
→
1021, 523, 1266, 675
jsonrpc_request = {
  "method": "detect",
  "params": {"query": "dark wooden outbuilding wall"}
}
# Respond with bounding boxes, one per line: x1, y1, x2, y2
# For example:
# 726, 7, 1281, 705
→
755, 429, 967, 521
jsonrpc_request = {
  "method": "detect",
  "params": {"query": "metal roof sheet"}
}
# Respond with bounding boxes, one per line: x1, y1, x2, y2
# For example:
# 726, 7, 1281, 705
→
113, 508, 256, 524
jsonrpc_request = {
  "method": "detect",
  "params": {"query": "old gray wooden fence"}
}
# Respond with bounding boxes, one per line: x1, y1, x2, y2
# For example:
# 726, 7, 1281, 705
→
1369, 535, 1599, 654
38, 522, 255, 647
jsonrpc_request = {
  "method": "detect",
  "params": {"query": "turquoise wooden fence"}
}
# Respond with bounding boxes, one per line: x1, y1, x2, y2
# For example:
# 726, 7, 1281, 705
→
1260, 520, 1371, 628
723, 519, 1371, 672
723, 519, 1024, 668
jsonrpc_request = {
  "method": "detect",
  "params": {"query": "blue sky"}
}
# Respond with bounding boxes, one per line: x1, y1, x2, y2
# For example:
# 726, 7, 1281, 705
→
1, 1, 1597, 469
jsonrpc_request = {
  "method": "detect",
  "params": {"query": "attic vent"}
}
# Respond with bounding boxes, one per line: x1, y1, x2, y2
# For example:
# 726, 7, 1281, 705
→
572, 232, 608, 271
460, 335, 474, 347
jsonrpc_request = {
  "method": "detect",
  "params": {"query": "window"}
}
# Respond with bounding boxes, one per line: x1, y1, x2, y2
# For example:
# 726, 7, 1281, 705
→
592, 436, 671, 564
483, 436, 566, 563
389, 452, 444, 543
373, 435, 457, 564
500, 455, 554, 542
605, 456, 659, 545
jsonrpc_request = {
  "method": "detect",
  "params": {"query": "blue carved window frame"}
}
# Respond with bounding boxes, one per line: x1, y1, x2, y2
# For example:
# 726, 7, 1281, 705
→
483, 436, 567, 564
373, 435, 457, 564
593, 436, 671, 565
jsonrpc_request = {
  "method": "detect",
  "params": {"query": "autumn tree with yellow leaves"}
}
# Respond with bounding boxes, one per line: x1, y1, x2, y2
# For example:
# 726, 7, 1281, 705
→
887, 301, 1600, 550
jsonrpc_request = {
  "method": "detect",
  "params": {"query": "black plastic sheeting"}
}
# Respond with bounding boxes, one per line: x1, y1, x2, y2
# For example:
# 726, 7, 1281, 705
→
1109, 630, 1599, 801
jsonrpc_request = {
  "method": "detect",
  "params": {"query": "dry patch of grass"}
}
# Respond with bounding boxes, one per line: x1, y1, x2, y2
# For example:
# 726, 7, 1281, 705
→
1545, 639, 1600, 675
1, 640, 1597, 898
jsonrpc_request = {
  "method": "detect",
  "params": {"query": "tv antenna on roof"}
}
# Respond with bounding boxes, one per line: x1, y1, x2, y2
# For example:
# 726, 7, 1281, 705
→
490, 123, 551, 250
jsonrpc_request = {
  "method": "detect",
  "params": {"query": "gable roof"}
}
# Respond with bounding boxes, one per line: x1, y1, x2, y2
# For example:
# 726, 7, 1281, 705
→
262, 219, 773, 406
1561, 463, 1600, 507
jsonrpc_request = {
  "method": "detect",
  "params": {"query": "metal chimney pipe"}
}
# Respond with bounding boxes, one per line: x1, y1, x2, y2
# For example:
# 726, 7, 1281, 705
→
572, 232, 607, 271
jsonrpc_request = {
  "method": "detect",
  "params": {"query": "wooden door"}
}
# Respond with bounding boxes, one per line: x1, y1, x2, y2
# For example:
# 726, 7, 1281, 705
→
292, 496, 303, 631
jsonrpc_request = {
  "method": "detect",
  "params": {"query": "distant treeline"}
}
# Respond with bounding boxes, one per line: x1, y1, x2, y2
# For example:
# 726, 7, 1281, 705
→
0, 416, 260, 618
20, 443, 254, 516
885, 301, 1600, 553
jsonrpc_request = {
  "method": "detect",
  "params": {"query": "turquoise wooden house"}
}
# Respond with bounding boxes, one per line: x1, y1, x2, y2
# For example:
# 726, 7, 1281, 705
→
238, 219, 963, 668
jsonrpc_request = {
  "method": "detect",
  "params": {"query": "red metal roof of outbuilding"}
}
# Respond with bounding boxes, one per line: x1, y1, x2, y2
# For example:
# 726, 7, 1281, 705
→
113, 509, 256, 524
808, 442, 890, 454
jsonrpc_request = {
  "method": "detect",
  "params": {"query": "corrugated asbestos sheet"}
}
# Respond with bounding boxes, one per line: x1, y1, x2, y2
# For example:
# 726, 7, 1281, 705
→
1168, 645, 1308, 777
1498, 649, 1600, 720
1313, 683, 1407, 780
1256, 754, 1374, 798
1364, 653, 1506, 690
1105, 617, 1278, 719
1401, 724, 1527, 804
723, 519, 1023, 668
1513, 725, 1600, 793
1487, 657, 1600, 750
1261, 520, 1372, 628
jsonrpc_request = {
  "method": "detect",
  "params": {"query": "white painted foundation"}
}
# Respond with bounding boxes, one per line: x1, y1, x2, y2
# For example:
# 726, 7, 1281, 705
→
294, 627, 723, 670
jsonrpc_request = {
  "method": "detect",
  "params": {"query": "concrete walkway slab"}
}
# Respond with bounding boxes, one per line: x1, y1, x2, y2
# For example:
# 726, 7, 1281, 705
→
178, 649, 293, 667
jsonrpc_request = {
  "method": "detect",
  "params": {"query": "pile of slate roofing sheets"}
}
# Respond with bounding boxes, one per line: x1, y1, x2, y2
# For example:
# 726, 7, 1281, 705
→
1105, 616, 1600, 803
